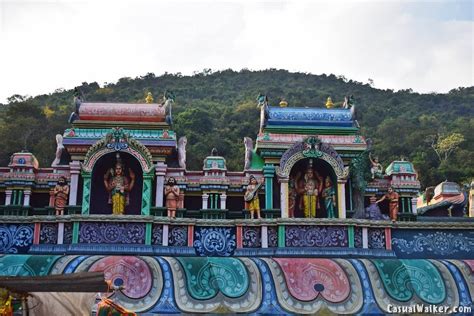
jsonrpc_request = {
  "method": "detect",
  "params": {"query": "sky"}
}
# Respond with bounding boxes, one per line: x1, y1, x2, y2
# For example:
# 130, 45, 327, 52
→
0, 0, 472, 103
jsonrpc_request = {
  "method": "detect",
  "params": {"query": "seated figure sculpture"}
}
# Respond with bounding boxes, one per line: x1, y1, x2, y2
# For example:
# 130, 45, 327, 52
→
353, 196, 389, 220
103, 154, 135, 215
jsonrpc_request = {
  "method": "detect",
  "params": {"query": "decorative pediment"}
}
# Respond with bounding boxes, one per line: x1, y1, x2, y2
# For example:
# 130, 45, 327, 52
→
278, 137, 348, 180
83, 127, 154, 173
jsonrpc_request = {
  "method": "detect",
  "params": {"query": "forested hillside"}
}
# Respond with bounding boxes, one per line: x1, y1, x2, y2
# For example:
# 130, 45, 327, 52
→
1, 69, 472, 189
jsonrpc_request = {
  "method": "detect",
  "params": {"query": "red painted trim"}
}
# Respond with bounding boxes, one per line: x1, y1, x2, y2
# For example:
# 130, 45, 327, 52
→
187, 225, 194, 247
80, 115, 165, 122
385, 227, 392, 250
236, 225, 243, 248
33, 223, 41, 244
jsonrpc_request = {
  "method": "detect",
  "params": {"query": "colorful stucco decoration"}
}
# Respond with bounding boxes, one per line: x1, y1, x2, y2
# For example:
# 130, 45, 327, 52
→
264, 258, 363, 314
277, 137, 349, 180
166, 257, 262, 313
82, 127, 154, 174
0, 93, 471, 314
362, 259, 459, 313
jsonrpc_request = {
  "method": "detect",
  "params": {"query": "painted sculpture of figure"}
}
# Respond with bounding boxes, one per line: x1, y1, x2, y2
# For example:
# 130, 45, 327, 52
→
53, 176, 69, 215
103, 155, 135, 215
164, 177, 180, 218
243, 137, 254, 170
177, 136, 187, 169
322, 177, 336, 218
244, 175, 262, 219
369, 153, 383, 179
296, 161, 323, 218
377, 186, 400, 221
51, 134, 64, 166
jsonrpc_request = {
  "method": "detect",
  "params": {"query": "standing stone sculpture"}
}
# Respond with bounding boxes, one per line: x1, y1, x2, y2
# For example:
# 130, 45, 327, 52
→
51, 134, 64, 166
377, 187, 400, 221
103, 154, 136, 215
53, 176, 69, 215
243, 137, 253, 170
322, 177, 336, 218
164, 177, 180, 218
177, 136, 187, 169
244, 175, 262, 219
295, 160, 323, 218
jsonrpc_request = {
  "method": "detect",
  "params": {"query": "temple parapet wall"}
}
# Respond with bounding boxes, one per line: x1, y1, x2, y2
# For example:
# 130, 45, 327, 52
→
0, 215, 472, 259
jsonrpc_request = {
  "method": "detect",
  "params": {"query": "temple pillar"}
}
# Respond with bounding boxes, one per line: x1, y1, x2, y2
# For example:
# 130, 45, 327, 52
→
69, 161, 81, 206
220, 193, 227, 210
141, 173, 153, 215
202, 193, 209, 209
23, 189, 31, 206
80, 173, 91, 215
411, 197, 417, 215
280, 178, 289, 218
5, 189, 12, 206
155, 162, 167, 207
263, 164, 275, 209
337, 180, 347, 219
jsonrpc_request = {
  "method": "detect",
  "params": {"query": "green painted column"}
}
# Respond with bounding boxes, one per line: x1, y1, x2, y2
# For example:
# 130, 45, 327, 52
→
141, 173, 153, 215
145, 222, 152, 245
18, 190, 23, 205
263, 164, 275, 209
278, 225, 285, 247
401, 197, 405, 213
72, 222, 79, 244
348, 225, 355, 248
12, 190, 17, 205
81, 173, 92, 215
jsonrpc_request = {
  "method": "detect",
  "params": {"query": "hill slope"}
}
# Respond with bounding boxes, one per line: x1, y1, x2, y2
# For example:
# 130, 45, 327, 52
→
1, 69, 472, 188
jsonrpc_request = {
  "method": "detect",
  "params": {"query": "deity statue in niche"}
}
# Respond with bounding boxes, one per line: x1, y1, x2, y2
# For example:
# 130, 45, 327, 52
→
322, 176, 336, 218
103, 154, 136, 215
53, 176, 69, 215
376, 186, 400, 221
295, 160, 324, 218
244, 175, 263, 219
164, 177, 180, 218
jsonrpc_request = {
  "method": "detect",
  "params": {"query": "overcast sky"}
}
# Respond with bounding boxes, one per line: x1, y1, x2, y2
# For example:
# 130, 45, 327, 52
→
0, 0, 472, 103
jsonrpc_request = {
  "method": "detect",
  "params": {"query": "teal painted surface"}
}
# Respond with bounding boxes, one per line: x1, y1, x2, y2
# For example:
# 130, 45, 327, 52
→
0, 255, 60, 276
372, 259, 446, 304
264, 165, 275, 209
249, 150, 265, 169
81, 175, 92, 215
64, 128, 176, 140
141, 175, 153, 215
177, 257, 249, 300
385, 161, 416, 175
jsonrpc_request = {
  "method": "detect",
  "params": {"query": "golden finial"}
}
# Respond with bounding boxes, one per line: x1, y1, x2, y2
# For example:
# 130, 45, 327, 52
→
325, 97, 334, 109
279, 99, 288, 107
145, 92, 154, 104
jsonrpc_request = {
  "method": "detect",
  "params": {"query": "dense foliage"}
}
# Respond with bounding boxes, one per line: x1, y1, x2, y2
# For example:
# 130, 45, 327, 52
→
1, 69, 472, 189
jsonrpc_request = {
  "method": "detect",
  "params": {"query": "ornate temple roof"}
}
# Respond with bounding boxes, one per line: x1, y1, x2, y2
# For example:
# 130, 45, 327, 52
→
263, 106, 356, 131
78, 102, 166, 123
385, 160, 416, 175
8, 152, 39, 170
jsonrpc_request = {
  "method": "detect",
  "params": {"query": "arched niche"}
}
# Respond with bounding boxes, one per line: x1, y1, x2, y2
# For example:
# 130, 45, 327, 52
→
289, 158, 338, 218
277, 137, 349, 218
90, 152, 143, 215
80, 128, 154, 215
